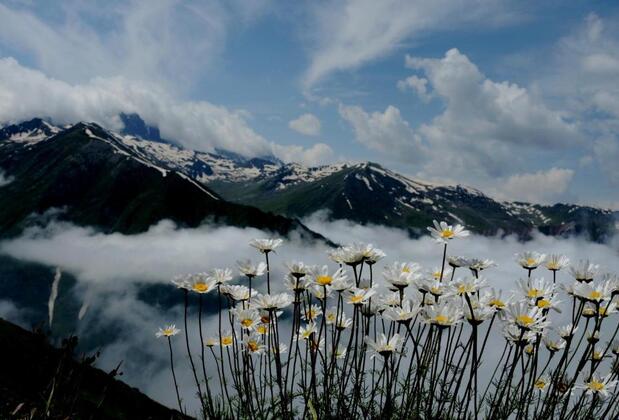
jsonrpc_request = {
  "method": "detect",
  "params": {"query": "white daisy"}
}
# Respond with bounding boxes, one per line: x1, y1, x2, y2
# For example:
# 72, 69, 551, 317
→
187, 273, 218, 294
310, 265, 348, 287
577, 373, 618, 399
156, 324, 180, 338
209, 268, 234, 285
382, 262, 421, 290
516, 251, 546, 270
249, 238, 283, 253
382, 299, 420, 324
423, 298, 463, 328
365, 333, 404, 358
221, 284, 255, 302
346, 286, 376, 305
505, 301, 548, 332
253, 293, 293, 310
569, 259, 599, 283
285, 261, 310, 278
237, 260, 267, 278
243, 334, 265, 355
545, 254, 570, 271
231, 308, 262, 330
427, 220, 469, 243
448, 256, 469, 268
302, 304, 323, 321
467, 258, 496, 273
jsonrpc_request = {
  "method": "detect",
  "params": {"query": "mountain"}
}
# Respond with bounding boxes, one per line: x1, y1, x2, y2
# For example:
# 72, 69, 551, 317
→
0, 117, 62, 142
1, 117, 615, 241
0, 119, 322, 240
119, 112, 166, 143
206, 162, 616, 240
112, 128, 618, 240
0, 318, 188, 419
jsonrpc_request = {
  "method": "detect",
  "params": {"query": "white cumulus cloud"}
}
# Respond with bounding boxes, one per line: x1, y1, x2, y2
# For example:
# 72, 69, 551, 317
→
397, 75, 431, 102
408, 48, 579, 151
489, 168, 575, 204
338, 104, 426, 162
289, 113, 321, 136
340, 49, 580, 188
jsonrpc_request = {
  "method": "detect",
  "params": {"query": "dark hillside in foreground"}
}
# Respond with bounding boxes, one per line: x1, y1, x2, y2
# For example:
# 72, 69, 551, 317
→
0, 318, 190, 419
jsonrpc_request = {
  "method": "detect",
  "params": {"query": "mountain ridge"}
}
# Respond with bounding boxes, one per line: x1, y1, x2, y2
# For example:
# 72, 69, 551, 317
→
1, 117, 616, 241
0, 119, 325, 241
0, 317, 189, 419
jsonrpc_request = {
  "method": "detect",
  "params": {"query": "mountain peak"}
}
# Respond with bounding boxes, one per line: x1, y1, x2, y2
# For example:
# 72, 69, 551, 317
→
119, 113, 162, 142
0, 118, 61, 143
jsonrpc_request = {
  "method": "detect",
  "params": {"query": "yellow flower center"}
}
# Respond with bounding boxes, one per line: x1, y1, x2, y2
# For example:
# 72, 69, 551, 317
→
247, 340, 259, 352
163, 328, 174, 336
587, 380, 605, 392
401, 267, 411, 273
441, 229, 454, 239
350, 295, 364, 304
241, 318, 254, 328
537, 299, 551, 309
316, 275, 333, 286
327, 313, 336, 322
307, 309, 318, 319
431, 287, 442, 295
517, 315, 534, 326
534, 379, 547, 389
589, 290, 602, 300
256, 325, 268, 334
527, 288, 541, 298
458, 284, 473, 294
434, 315, 449, 325
489, 299, 505, 309
193, 282, 210, 293
221, 336, 233, 346
526, 258, 537, 267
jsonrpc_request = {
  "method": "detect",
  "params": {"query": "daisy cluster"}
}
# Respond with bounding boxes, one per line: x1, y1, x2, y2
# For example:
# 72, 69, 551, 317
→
155, 222, 619, 418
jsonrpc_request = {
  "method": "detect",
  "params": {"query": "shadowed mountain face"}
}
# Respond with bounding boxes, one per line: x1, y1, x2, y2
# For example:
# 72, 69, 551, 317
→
0, 120, 322, 240
0, 318, 190, 419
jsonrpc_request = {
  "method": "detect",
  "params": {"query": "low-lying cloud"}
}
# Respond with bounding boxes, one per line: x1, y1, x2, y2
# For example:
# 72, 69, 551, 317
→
0, 169, 13, 187
1, 215, 618, 413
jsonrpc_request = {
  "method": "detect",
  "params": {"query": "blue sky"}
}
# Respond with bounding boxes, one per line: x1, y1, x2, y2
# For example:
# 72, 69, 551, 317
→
1, 0, 618, 208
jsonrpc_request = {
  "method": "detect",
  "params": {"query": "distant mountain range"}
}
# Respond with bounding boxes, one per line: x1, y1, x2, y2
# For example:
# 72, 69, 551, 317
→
1, 116, 616, 241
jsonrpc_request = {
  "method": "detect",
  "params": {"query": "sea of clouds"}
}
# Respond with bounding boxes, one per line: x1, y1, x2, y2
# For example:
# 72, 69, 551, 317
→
0, 213, 618, 414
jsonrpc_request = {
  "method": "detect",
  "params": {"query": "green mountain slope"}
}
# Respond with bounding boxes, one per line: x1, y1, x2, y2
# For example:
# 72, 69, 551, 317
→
208, 162, 617, 241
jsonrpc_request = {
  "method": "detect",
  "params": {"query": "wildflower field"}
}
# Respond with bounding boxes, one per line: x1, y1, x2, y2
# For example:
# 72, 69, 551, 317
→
156, 221, 619, 419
